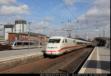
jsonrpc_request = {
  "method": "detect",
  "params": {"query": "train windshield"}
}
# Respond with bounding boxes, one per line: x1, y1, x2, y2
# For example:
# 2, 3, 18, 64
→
48, 39, 61, 43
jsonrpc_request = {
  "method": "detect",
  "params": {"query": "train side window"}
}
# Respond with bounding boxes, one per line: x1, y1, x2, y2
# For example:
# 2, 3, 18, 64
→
24, 42, 28, 45
62, 40, 65, 43
17, 42, 22, 46
65, 39, 67, 43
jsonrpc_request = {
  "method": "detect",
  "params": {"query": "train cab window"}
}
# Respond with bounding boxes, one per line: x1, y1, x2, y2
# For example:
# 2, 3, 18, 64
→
48, 39, 61, 43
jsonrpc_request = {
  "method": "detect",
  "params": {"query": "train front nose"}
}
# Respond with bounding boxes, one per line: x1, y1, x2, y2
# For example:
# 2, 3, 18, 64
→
46, 46, 60, 55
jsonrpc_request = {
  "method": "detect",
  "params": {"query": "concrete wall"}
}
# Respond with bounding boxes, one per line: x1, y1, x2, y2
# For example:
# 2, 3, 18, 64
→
4, 28, 13, 40
15, 24, 27, 33
15, 20, 27, 33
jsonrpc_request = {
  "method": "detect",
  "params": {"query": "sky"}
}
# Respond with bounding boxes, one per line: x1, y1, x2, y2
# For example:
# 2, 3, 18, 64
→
0, 0, 110, 39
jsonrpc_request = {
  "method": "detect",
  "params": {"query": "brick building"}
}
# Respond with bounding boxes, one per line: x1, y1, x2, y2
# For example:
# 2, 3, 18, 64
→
8, 32, 48, 45
4, 20, 28, 40
4, 20, 49, 46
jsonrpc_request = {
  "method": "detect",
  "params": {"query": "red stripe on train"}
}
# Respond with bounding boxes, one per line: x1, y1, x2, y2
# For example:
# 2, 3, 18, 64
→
47, 51, 57, 52
47, 45, 85, 52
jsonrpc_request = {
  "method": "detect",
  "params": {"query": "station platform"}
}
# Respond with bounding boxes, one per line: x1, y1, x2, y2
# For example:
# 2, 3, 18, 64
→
79, 46, 110, 74
0, 48, 44, 72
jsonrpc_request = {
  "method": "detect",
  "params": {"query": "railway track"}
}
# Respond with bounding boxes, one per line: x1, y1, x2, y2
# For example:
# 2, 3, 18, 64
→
43, 47, 94, 73
58, 47, 93, 73
0, 46, 94, 73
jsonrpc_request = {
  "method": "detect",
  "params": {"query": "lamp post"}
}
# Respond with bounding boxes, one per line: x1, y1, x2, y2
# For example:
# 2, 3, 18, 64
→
75, 20, 79, 38
95, 27, 100, 37
0, 24, 5, 40
28, 22, 31, 49
102, 29, 105, 37
64, 19, 73, 38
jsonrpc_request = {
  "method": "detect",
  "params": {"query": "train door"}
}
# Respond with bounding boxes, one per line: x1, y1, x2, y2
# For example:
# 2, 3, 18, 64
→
61, 39, 69, 52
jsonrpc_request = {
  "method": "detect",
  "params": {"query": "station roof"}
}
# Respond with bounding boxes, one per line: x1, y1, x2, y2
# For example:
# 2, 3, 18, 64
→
94, 37, 110, 40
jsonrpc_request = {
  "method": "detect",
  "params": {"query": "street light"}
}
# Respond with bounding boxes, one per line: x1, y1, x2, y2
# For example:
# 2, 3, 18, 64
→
95, 27, 101, 37
102, 29, 105, 37
0, 24, 5, 40
63, 20, 73, 38
28, 22, 32, 49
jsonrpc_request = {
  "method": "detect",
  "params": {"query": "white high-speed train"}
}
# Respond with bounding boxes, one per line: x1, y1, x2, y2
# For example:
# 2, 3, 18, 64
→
43, 36, 91, 57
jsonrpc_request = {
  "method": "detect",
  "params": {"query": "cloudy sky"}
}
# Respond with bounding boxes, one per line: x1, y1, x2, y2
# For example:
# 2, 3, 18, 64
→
0, 0, 110, 39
